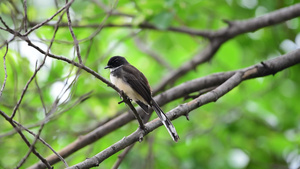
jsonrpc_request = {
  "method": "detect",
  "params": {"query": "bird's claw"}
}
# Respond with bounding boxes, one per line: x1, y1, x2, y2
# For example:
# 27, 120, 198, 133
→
118, 100, 125, 104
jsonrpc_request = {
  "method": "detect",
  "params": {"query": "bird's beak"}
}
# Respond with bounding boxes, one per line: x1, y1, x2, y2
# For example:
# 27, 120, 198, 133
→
104, 65, 110, 69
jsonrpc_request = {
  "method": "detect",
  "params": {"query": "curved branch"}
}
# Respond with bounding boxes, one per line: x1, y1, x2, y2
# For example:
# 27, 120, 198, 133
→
27, 4, 300, 39
25, 4, 300, 94
29, 48, 300, 169
24, 0, 74, 36
28, 71, 234, 169
66, 49, 300, 169
153, 3, 300, 92
0, 111, 52, 169
0, 20, 148, 168
3, 3, 300, 168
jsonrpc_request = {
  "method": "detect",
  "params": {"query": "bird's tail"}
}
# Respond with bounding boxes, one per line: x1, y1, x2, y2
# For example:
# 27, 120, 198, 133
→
151, 99, 179, 142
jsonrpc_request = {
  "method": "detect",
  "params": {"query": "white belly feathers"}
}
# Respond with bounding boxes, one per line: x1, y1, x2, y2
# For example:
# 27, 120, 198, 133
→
110, 75, 147, 104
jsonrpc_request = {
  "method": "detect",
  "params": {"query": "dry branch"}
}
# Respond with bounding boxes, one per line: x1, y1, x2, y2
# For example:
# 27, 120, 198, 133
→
66, 48, 300, 169
153, 3, 300, 92
30, 48, 300, 169
0, 110, 52, 169
1, 2, 300, 169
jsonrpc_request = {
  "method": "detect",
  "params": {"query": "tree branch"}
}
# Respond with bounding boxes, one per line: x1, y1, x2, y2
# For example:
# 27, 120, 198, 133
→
12, 120, 68, 167
24, 4, 300, 94
0, 42, 8, 98
111, 143, 135, 169
0, 110, 52, 169
2, 3, 300, 169
24, 0, 74, 36
27, 4, 300, 40
30, 48, 300, 169
153, 3, 300, 92
65, 0, 82, 64
66, 48, 300, 169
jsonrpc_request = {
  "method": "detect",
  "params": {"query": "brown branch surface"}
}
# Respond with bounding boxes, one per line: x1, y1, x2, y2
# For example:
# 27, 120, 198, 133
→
66, 49, 300, 169
30, 48, 300, 169
1, 2, 300, 169
153, 3, 300, 92
0, 111, 52, 169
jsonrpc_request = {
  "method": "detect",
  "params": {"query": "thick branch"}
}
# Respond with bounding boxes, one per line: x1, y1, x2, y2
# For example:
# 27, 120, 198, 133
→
3, 3, 300, 168
66, 49, 300, 169
25, 4, 300, 94
153, 3, 300, 92
27, 4, 300, 39
30, 48, 300, 169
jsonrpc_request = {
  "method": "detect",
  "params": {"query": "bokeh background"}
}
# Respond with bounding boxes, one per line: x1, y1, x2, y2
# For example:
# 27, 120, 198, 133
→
0, 0, 300, 169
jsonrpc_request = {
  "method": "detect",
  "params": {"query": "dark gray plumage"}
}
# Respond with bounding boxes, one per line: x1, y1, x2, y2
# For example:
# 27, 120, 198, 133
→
105, 56, 179, 142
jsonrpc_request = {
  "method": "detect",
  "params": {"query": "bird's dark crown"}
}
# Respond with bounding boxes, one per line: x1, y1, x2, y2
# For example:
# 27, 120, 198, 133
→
105, 56, 129, 69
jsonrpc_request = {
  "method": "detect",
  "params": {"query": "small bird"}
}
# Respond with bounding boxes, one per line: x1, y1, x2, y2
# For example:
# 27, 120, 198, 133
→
105, 56, 179, 142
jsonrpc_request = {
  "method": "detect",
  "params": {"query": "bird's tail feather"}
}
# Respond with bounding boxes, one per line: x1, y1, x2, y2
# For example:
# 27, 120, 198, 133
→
151, 99, 179, 142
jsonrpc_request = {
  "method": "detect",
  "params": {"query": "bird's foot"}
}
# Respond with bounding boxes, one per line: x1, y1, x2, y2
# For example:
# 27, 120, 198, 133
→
118, 100, 125, 104
118, 90, 131, 104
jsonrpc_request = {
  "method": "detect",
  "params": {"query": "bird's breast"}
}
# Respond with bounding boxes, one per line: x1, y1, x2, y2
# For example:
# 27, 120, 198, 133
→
110, 75, 147, 104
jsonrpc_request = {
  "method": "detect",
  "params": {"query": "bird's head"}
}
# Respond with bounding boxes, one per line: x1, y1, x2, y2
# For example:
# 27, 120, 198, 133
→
105, 56, 129, 69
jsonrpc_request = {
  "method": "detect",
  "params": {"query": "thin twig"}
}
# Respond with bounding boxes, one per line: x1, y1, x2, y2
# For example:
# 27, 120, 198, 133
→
0, 91, 92, 138
19, 35, 143, 130
0, 17, 12, 31
15, 8, 69, 168
34, 76, 47, 115
0, 110, 52, 169
24, 0, 75, 36
10, 45, 43, 119
0, 36, 15, 50
23, 0, 28, 32
4, 3, 300, 168
15, 101, 59, 169
65, 0, 82, 63
0, 42, 9, 98
13, 120, 68, 167
78, 0, 119, 43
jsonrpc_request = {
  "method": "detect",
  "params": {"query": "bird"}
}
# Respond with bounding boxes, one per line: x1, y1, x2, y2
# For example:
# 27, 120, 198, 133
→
105, 56, 179, 142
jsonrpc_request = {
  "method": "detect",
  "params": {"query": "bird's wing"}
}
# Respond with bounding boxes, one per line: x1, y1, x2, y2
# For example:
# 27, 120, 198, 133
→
122, 64, 152, 104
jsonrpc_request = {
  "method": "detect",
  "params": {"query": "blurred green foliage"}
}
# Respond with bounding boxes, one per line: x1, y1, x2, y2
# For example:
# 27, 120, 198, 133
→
0, 0, 300, 169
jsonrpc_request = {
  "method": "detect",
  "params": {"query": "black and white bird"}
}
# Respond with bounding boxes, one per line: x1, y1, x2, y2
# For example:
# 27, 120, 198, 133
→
105, 56, 179, 142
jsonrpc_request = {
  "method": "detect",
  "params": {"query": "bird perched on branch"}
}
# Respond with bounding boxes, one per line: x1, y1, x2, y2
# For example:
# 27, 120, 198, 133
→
105, 56, 179, 142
